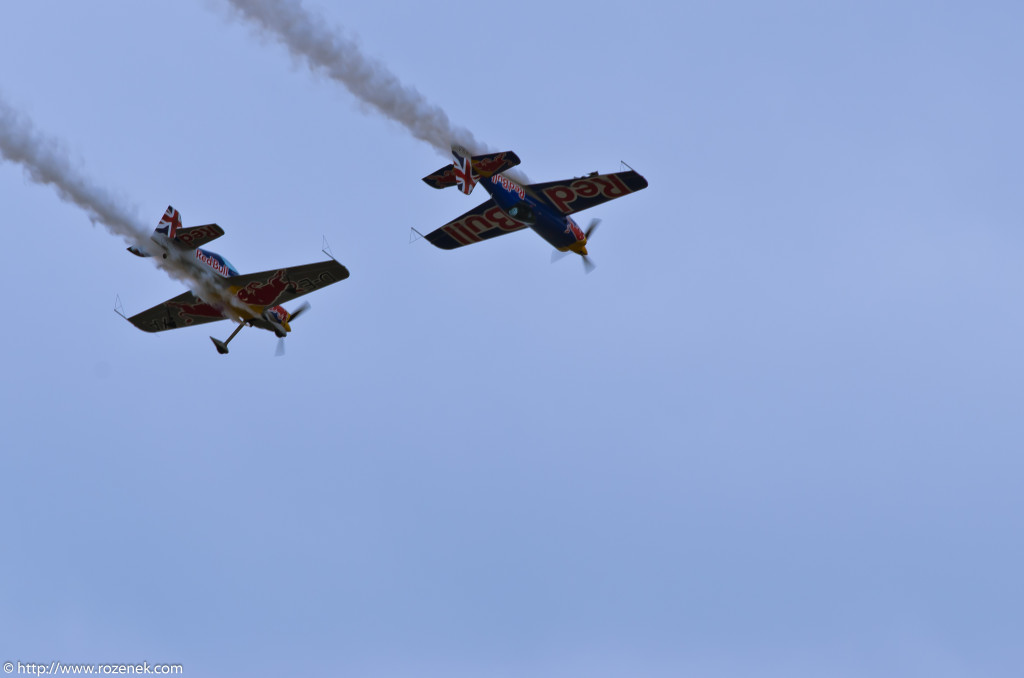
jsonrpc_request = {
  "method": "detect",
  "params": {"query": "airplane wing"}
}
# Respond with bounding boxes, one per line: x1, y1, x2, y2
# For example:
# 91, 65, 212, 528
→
225, 259, 350, 307
424, 199, 529, 249
527, 170, 649, 216
127, 291, 227, 333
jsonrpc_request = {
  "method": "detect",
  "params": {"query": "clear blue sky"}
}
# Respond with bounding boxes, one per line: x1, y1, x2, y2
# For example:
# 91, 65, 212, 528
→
2, 2, 1023, 676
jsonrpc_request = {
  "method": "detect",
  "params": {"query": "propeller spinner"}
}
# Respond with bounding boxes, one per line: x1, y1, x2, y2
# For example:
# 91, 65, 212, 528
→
551, 218, 601, 273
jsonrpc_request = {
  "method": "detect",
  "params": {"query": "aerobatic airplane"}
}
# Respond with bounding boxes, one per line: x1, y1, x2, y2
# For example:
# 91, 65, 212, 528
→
421, 146, 648, 271
119, 206, 349, 354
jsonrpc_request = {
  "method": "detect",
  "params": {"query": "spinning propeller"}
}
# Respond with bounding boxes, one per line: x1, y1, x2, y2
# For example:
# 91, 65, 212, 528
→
551, 218, 601, 274
275, 302, 311, 357
288, 301, 311, 322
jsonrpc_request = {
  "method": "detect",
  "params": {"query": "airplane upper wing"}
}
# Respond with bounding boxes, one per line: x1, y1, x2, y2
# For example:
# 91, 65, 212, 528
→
225, 259, 350, 307
424, 198, 529, 250
127, 291, 227, 333
527, 170, 649, 216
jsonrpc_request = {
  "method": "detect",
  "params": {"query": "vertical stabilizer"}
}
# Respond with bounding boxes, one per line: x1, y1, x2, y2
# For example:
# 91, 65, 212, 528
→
156, 206, 182, 238
451, 146, 477, 195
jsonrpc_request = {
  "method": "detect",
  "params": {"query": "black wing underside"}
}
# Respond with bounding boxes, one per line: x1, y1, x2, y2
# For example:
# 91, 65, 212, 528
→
528, 170, 648, 216
423, 199, 529, 250
127, 291, 226, 333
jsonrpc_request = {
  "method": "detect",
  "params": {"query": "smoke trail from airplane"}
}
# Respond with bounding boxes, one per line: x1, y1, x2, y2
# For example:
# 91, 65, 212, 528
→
223, 0, 529, 182
0, 98, 148, 246
0, 94, 246, 318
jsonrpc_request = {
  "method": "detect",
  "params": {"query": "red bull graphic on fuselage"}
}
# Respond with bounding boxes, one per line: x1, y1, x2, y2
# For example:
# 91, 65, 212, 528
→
478, 170, 580, 251
195, 248, 239, 278
565, 216, 585, 241
264, 305, 289, 325
490, 174, 526, 200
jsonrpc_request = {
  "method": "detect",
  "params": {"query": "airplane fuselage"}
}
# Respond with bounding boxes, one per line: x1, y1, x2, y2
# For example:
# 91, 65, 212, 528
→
193, 247, 239, 278
478, 173, 588, 254
130, 234, 240, 277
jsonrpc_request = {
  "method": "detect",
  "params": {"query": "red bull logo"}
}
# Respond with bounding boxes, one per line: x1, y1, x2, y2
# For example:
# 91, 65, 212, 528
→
490, 174, 526, 200
195, 248, 232, 277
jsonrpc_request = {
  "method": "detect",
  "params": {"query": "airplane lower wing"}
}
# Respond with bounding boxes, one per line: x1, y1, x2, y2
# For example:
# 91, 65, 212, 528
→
127, 291, 226, 333
226, 259, 350, 307
527, 170, 649, 216
424, 199, 529, 250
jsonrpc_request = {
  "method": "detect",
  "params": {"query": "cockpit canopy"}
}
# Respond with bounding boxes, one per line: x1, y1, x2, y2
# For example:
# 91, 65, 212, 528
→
507, 201, 536, 225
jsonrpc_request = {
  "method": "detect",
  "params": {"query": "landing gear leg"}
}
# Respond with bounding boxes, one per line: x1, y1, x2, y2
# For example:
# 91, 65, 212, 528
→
211, 322, 245, 355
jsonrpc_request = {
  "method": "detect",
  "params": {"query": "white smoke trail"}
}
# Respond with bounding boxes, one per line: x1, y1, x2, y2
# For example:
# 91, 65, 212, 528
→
0, 98, 149, 247
0, 93, 247, 320
223, 0, 529, 182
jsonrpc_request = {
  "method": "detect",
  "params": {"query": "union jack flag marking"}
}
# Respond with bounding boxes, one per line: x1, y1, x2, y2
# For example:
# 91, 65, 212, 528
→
157, 206, 182, 238
453, 155, 477, 195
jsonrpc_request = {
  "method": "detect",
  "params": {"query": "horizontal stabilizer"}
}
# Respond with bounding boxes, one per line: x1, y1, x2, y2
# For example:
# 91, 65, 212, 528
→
469, 151, 520, 177
421, 150, 522, 189
174, 223, 225, 249
423, 164, 457, 189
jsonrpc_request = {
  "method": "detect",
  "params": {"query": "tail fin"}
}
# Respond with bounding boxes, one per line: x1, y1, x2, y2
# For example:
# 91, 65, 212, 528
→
421, 147, 522, 193
156, 206, 182, 238
128, 206, 225, 257
155, 205, 226, 249
451, 146, 477, 195
127, 205, 181, 257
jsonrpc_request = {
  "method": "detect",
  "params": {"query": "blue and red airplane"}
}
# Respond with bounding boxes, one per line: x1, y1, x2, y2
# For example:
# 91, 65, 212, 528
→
119, 206, 349, 354
421, 146, 648, 271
